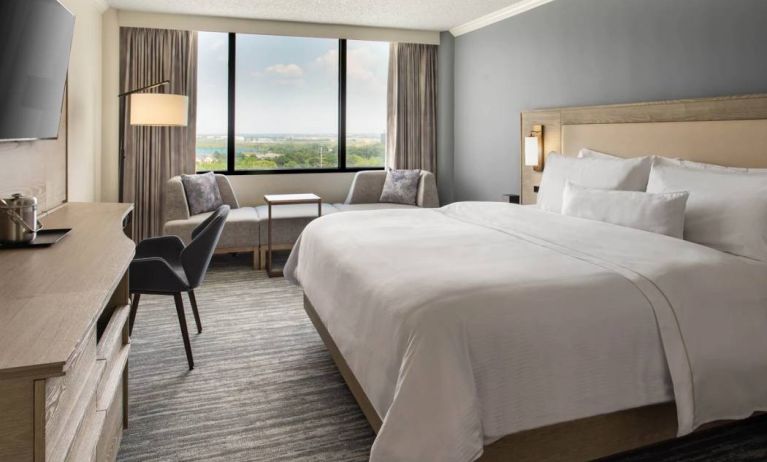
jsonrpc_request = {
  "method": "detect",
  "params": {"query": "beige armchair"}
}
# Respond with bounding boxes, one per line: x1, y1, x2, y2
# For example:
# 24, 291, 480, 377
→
332, 170, 440, 211
164, 174, 261, 268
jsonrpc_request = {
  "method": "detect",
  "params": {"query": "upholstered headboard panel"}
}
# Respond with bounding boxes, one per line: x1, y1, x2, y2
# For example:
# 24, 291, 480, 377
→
520, 94, 767, 204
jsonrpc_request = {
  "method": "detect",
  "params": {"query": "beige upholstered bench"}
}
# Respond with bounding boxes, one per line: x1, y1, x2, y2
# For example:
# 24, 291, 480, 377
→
163, 170, 439, 270
164, 174, 261, 268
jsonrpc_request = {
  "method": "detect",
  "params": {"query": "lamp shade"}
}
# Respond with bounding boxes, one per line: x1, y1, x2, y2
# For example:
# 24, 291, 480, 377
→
524, 136, 540, 166
130, 93, 188, 126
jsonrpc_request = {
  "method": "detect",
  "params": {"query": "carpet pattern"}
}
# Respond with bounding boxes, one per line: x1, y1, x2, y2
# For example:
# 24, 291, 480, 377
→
601, 414, 767, 462
118, 256, 766, 462
117, 256, 373, 462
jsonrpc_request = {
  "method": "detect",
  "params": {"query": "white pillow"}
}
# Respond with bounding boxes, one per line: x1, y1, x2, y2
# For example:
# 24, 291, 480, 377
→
582, 149, 767, 174
562, 182, 689, 238
577, 148, 622, 160
536, 153, 652, 213
651, 155, 767, 174
647, 158, 767, 261
577, 148, 654, 188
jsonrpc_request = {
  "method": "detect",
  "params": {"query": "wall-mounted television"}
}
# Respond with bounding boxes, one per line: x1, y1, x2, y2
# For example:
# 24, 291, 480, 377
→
0, 0, 75, 142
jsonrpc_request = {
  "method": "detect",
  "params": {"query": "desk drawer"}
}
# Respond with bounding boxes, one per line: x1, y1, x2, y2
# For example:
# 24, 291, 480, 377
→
45, 328, 98, 460
63, 392, 102, 462
96, 373, 124, 462
97, 305, 130, 366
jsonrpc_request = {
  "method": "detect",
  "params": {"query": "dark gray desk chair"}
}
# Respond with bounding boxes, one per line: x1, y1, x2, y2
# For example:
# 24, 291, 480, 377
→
129, 205, 230, 369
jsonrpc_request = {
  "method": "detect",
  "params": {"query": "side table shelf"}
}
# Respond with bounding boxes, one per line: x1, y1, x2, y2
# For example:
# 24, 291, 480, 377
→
263, 193, 322, 277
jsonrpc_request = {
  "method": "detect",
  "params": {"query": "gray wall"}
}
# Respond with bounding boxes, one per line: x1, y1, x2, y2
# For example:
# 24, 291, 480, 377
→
438, 31, 455, 204
452, 0, 767, 202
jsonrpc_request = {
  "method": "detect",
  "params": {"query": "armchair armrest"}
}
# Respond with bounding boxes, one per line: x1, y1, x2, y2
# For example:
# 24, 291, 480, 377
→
164, 176, 191, 222
215, 174, 241, 208
135, 235, 185, 261
344, 170, 387, 204
129, 257, 188, 293
417, 171, 439, 208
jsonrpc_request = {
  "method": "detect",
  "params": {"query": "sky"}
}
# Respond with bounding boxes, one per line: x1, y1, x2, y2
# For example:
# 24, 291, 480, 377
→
196, 32, 388, 136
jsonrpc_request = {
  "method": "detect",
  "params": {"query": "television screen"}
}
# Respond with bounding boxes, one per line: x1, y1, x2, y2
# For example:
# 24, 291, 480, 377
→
0, 0, 74, 141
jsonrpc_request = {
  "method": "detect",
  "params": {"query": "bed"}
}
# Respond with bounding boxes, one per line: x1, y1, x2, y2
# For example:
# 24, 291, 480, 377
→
284, 94, 767, 462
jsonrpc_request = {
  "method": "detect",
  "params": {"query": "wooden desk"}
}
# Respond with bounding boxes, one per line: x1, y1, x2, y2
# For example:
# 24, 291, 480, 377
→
263, 194, 321, 277
0, 202, 135, 462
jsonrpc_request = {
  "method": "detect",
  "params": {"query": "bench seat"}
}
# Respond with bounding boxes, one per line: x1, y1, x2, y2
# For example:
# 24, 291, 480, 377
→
163, 170, 439, 270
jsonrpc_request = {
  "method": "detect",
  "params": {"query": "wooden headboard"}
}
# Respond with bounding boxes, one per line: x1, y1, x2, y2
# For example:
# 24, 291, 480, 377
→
520, 94, 767, 204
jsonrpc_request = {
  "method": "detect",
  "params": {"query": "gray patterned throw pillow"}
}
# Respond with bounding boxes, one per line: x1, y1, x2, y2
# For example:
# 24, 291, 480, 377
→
181, 172, 224, 216
379, 169, 421, 205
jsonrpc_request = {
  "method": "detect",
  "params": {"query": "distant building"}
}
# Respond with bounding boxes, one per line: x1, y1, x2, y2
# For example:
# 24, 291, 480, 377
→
256, 152, 281, 159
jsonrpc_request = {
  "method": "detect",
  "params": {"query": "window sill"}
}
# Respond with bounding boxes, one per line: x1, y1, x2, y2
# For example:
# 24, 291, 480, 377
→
196, 167, 385, 175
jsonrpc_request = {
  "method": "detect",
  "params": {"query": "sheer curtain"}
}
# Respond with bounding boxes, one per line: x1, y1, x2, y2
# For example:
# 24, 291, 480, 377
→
120, 27, 197, 241
386, 42, 438, 173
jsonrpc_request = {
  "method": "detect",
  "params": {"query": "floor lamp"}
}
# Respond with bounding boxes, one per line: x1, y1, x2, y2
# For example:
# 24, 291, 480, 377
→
118, 80, 189, 202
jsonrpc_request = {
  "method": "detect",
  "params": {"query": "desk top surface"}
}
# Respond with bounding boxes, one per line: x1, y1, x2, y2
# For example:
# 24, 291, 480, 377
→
264, 193, 321, 204
0, 202, 134, 379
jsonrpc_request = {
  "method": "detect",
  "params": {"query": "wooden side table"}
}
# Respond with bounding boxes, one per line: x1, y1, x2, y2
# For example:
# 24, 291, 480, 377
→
263, 193, 322, 277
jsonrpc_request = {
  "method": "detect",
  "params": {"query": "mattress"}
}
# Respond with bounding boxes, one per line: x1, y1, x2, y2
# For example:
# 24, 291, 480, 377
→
285, 201, 767, 462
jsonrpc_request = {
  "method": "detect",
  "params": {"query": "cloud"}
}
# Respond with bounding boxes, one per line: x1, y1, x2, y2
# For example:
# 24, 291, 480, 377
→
315, 47, 383, 82
265, 63, 304, 78
348, 47, 378, 82
315, 49, 338, 73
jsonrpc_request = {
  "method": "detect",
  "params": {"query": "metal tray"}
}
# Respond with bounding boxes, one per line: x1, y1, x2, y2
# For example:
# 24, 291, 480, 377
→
0, 228, 72, 249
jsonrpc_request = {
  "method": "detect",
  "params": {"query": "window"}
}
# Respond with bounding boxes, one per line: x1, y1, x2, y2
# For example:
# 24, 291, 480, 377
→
346, 40, 388, 168
235, 35, 338, 171
195, 33, 390, 174
195, 32, 229, 172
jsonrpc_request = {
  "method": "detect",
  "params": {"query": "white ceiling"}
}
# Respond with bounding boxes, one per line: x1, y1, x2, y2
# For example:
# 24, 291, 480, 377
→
105, 0, 529, 31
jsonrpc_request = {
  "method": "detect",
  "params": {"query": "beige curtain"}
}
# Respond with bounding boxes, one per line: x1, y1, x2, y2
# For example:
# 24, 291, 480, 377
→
120, 27, 197, 242
386, 43, 437, 173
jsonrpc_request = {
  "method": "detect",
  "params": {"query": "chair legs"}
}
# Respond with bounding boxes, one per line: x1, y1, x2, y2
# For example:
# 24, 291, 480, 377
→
173, 293, 195, 370
129, 291, 197, 370
129, 293, 141, 336
188, 290, 202, 334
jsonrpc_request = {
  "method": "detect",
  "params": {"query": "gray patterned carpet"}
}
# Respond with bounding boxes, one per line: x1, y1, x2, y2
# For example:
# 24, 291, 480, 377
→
118, 255, 767, 462
117, 255, 373, 462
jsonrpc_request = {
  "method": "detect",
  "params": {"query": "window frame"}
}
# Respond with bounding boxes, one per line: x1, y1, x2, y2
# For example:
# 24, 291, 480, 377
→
197, 33, 385, 175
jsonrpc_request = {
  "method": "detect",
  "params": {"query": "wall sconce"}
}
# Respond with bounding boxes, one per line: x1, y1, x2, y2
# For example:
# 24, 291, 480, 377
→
524, 124, 544, 172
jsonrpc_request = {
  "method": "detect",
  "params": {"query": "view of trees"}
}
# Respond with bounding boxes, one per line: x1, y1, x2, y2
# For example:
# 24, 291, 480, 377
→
195, 135, 385, 172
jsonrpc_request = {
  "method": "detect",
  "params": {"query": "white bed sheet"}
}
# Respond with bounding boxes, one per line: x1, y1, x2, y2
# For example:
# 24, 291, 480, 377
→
285, 202, 767, 462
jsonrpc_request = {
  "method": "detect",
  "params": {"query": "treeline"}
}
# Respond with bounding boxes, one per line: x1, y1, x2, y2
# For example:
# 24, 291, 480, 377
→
196, 141, 384, 171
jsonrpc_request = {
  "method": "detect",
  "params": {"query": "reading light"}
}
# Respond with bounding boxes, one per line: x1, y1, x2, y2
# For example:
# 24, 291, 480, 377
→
117, 79, 189, 202
524, 124, 544, 172
130, 93, 189, 126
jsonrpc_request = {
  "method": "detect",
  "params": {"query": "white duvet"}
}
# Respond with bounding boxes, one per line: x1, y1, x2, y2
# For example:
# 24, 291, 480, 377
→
285, 202, 767, 462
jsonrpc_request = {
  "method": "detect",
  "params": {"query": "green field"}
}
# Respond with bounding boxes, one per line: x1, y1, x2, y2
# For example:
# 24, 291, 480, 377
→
196, 136, 384, 172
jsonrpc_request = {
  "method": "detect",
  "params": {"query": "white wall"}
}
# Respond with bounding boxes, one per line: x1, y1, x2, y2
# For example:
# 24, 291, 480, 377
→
62, 0, 108, 202
100, 10, 440, 205
0, 0, 107, 207
101, 8, 120, 202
